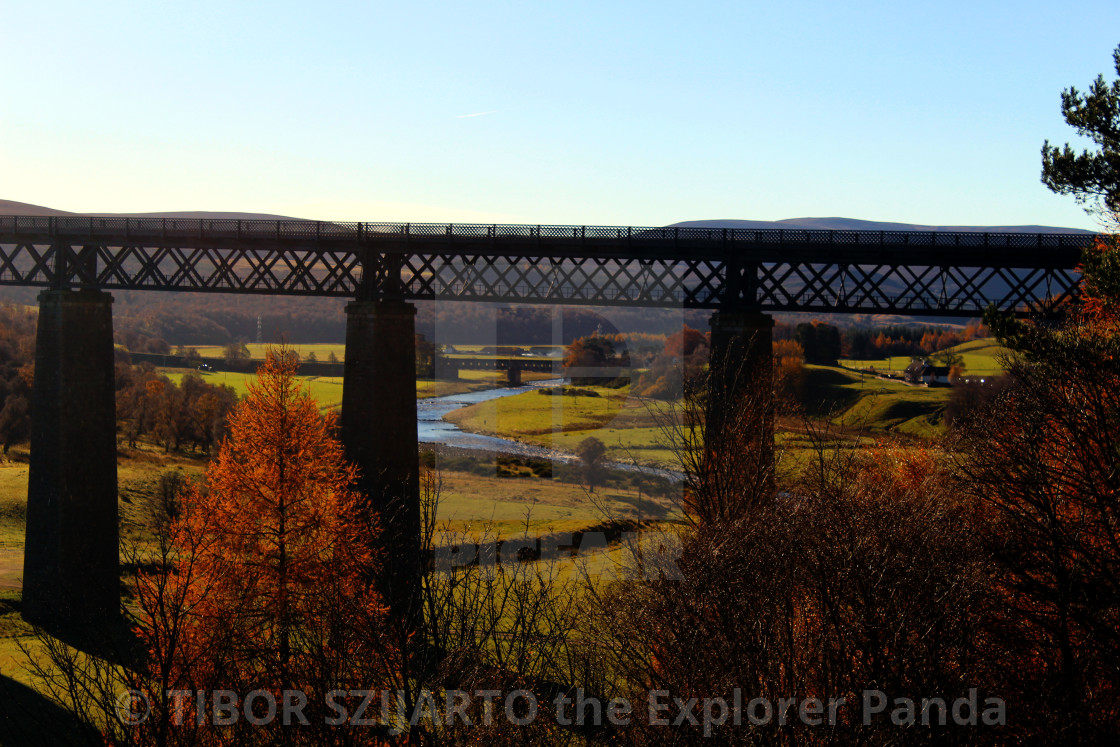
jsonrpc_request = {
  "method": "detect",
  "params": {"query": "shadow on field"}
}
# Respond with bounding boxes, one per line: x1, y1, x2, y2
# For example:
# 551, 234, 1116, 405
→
0, 673, 94, 746
0, 588, 146, 745
801, 366, 865, 414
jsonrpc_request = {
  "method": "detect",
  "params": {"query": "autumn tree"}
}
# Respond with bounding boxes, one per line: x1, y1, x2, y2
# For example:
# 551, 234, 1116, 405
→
563, 334, 628, 385
591, 410, 997, 744
0, 392, 30, 454
115, 367, 236, 453
575, 436, 608, 492
794, 321, 841, 364
0, 304, 36, 454
952, 257, 1120, 739
130, 349, 391, 743
634, 325, 709, 400
772, 338, 805, 411
934, 347, 966, 379
223, 340, 250, 366
649, 359, 775, 527
946, 56, 1120, 736
173, 345, 202, 367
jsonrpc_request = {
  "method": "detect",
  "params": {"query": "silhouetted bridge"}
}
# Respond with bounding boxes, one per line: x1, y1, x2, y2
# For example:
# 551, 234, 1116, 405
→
0, 215, 1095, 628
0, 216, 1091, 315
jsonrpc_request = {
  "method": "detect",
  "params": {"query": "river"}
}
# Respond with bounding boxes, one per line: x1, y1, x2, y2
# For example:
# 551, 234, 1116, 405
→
417, 380, 682, 480
417, 379, 571, 460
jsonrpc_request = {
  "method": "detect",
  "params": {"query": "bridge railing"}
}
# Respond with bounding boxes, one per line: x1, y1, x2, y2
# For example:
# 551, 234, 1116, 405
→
0, 216, 1098, 251
360, 223, 1098, 248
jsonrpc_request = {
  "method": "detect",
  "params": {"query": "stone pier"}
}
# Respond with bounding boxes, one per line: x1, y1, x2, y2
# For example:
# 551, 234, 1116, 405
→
339, 300, 421, 623
22, 290, 119, 628
706, 309, 776, 500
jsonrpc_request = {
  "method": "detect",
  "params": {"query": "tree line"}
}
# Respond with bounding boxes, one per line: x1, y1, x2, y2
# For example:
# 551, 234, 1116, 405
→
0, 305, 240, 456
115, 364, 238, 453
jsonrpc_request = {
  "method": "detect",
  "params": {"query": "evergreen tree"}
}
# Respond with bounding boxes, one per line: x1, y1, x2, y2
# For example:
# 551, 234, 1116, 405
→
1041, 44, 1120, 216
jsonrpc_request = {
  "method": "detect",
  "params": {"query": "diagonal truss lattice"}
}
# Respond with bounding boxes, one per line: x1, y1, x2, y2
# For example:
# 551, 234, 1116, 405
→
0, 216, 1093, 316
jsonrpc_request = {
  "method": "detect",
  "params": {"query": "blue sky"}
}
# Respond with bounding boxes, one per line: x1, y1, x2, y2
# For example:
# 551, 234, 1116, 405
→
3, 0, 1118, 230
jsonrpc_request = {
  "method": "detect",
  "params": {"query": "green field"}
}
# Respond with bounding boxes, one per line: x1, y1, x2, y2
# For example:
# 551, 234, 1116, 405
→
433, 465, 680, 537
841, 337, 1010, 377
444, 385, 683, 467
800, 365, 951, 438
0, 463, 29, 551
186, 343, 565, 362
190, 342, 347, 361
161, 368, 537, 407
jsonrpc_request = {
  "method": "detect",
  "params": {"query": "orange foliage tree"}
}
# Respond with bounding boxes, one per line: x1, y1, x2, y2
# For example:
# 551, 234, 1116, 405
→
129, 349, 392, 744
955, 231, 1120, 738
563, 334, 629, 385
596, 415, 996, 744
634, 325, 709, 400
772, 338, 805, 411
1078, 232, 1120, 335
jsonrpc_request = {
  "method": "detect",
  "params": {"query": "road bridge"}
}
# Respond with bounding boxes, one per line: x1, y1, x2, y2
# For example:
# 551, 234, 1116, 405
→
0, 215, 1094, 628
440, 356, 559, 386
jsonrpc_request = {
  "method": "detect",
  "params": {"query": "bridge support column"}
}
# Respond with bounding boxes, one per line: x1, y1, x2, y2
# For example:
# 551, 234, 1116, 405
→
706, 310, 776, 505
340, 300, 421, 625
506, 365, 522, 387
23, 290, 119, 628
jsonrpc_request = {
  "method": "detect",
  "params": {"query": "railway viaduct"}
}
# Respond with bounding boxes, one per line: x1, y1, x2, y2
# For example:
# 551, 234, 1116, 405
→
0, 215, 1091, 627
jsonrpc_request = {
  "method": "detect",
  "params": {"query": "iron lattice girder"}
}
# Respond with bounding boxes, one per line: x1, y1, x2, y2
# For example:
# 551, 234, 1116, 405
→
0, 216, 1095, 315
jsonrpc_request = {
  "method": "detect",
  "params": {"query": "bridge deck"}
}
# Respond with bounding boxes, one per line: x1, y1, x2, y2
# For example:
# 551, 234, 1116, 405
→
0, 216, 1096, 316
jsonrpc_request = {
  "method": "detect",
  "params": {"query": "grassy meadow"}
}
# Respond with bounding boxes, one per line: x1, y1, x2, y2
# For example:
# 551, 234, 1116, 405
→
841, 337, 1010, 377
801, 365, 951, 438
445, 385, 678, 466
161, 368, 550, 409
187, 343, 565, 362
190, 342, 347, 361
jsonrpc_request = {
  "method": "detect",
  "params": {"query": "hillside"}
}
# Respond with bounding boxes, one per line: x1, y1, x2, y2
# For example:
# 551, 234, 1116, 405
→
670, 217, 1094, 234
2, 201, 1094, 234
0, 199, 304, 221
842, 336, 1010, 378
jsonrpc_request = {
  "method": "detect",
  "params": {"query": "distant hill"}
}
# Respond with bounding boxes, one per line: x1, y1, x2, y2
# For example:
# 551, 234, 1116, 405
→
670, 217, 1095, 234
0, 199, 305, 222
0, 200, 77, 216
1, 202, 1097, 234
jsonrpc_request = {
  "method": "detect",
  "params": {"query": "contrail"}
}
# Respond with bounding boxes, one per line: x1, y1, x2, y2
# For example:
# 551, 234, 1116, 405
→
455, 110, 498, 118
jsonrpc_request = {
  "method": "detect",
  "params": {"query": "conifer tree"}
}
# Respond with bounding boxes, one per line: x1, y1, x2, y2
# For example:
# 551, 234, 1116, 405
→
1041, 44, 1120, 216
133, 348, 391, 742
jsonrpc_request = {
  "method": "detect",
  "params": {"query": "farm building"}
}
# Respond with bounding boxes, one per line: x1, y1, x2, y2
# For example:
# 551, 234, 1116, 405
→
903, 359, 951, 386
